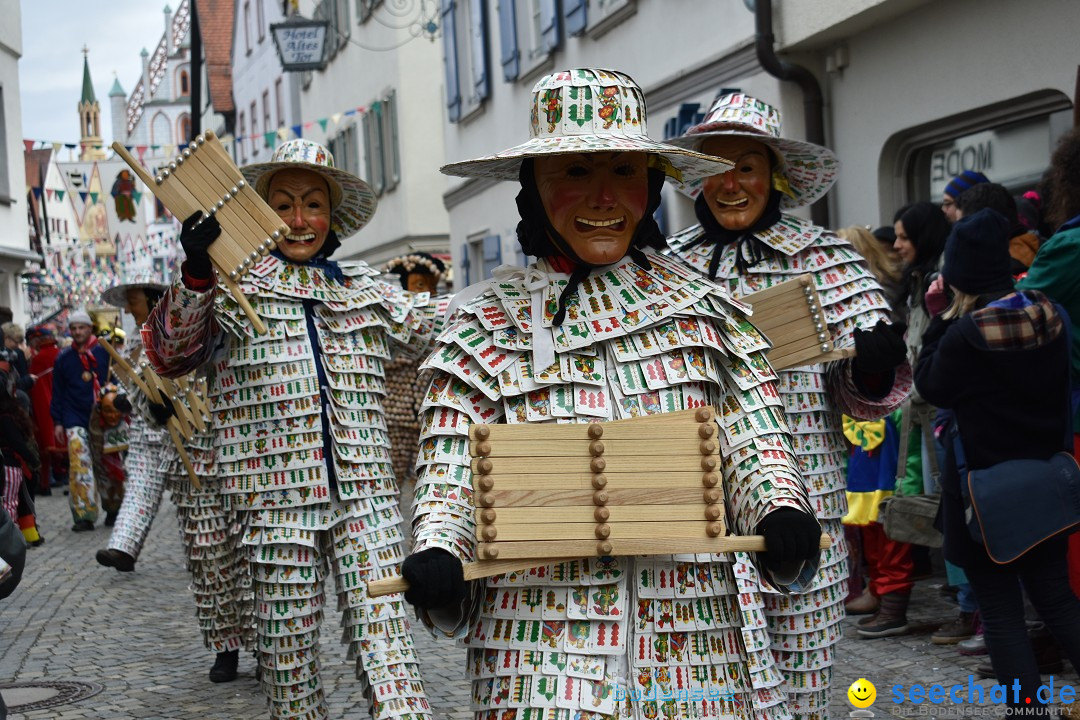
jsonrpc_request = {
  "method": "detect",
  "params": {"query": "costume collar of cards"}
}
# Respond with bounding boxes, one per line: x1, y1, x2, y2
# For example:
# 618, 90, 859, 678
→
215, 252, 422, 338
668, 212, 828, 269
443, 249, 751, 373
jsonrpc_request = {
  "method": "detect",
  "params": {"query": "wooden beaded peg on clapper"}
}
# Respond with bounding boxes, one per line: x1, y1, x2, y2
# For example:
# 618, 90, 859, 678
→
367, 407, 830, 597
111, 131, 288, 334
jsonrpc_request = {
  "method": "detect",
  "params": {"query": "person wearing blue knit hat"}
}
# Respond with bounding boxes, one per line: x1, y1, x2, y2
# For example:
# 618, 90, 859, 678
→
941, 169, 989, 222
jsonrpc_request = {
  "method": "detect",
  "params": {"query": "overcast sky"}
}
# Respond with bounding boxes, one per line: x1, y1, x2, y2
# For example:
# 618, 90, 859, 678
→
19, 1, 176, 145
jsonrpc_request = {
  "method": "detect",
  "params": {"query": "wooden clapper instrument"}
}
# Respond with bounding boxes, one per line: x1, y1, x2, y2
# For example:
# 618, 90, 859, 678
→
111, 131, 288, 335
368, 407, 829, 597
741, 274, 855, 371
100, 338, 206, 489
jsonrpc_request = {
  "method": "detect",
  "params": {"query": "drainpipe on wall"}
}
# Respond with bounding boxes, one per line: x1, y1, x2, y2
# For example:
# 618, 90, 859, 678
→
191, 0, 202, 139
754, 0, 830, 228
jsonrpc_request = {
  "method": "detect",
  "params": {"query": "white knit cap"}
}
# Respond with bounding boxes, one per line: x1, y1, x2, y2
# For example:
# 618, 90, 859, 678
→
68, 309, 93, 327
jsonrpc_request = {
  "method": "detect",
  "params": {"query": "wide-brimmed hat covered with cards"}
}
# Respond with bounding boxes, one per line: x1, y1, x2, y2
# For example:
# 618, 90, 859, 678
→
101, 269, 168, 308
241, 139, 377, 239
666, 92, 840, 209
440, 68, 735, 183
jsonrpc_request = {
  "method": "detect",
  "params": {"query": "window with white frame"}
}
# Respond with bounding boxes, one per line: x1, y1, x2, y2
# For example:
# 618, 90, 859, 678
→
0, 86, 8, 202
328, 122, 360, 178
274, 78, 284, 128
587, 0, 636, 37
497, 0, 559, 83
362, 91, 400, 196
463, 233, 502, 284
250, 100, 259, 157
244, 1, 252, 53
262, 90, 271, 141
257, 0, 266, 40
238, 111, 247, 164
441, 0, 490, 122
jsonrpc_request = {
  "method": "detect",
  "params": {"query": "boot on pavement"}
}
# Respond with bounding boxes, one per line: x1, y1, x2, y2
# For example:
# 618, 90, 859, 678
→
845, 588, 879, 615
975, 622, 1064, 678
932, 611, 976, 644
209, 649, 239, 683
857, 592, 910, 638
95, 548, 135, 572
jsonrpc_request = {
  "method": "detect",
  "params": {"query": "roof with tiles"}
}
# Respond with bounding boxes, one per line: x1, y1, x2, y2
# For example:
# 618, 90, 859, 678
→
195, 0, 235, 114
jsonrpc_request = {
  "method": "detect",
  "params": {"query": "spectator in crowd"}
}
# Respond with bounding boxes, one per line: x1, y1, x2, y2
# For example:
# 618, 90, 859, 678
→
0, 365, 43, 548
27, 326, 61, 495
49, 309, 118, 532
836, 225, 906, 620
1016, 126, 1080, 599
2, 322, 33, 395
954, 182, 1040, 274
940, 169, 989, 223
860, 202, 951, 638
915, 207, 1080, 715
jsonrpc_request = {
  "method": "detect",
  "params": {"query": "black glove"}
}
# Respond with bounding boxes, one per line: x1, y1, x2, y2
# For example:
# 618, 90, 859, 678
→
756, 508, 822, 584
853, 319, 908, 374
401, 548, 467, 610
112, 394, 133, 415
148, 396, 176, 426
179, 211, 221, 280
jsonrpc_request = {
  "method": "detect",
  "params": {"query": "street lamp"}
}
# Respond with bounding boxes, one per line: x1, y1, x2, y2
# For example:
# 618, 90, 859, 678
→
270, 15, 332, 72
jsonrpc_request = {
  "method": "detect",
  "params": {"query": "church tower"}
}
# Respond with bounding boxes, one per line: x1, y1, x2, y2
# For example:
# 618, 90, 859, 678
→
77, 47, 106, 161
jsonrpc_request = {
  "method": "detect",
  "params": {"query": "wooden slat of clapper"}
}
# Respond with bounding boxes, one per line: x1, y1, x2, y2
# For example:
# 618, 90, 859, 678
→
110, 131, 288, 335
471, 453, 711, 476
171, 376, 207, 433
478, 489, 712, 508
742, 274, 855, 371
475, 471, 706, 490
99, 340, 201, 489
469, 437, 707, 458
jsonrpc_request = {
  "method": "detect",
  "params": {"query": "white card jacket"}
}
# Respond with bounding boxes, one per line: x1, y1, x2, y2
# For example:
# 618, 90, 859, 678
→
412, 250, 825, 720
144, 254, 438, 720
667, 214, 913, 719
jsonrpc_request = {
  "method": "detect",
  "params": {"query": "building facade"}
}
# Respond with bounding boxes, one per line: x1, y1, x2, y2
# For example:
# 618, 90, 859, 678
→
269, 0, 450, 269
437, 0, 1078, 289
229, 0, 303, 168
0, 0, 36, 322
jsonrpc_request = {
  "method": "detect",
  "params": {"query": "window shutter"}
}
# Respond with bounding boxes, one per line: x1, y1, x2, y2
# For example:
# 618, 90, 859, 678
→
497, 0, 519, 81
482, 234, 502, 277
470, 0, 490, 101
539, 0, 559, 53
564, 0, 586, 36
441, 0, 462, 122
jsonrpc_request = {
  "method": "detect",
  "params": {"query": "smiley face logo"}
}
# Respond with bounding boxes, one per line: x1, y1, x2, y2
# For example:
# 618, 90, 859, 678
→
848, 678, 876, 708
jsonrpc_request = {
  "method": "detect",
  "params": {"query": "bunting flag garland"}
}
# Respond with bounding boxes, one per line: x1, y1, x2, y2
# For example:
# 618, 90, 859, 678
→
22, 102, 370, 157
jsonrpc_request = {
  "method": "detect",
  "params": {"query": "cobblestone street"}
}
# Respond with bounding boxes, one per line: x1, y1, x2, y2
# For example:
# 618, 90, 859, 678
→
2, 492, 1076, 718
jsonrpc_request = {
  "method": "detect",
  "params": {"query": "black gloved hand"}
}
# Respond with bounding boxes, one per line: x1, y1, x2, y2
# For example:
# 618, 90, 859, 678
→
756, 508, 822, 584
112, 394, 133, 415
179, 211, 221, 280
148, 396, 176, 426
401, 548, 466, 610
853, 319, 908, 374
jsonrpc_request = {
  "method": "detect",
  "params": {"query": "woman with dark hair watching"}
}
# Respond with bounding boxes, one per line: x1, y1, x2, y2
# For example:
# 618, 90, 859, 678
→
890, 202, 971, 642
1017, 126, 1080, 598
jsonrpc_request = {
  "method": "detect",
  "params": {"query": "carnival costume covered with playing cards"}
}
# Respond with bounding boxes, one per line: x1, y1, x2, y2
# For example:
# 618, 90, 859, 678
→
666, 93, 912, 720
144, 140, 434, 720
96, 280, 169, 565
95, 277, 254, 683
402, 69, 824, 720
